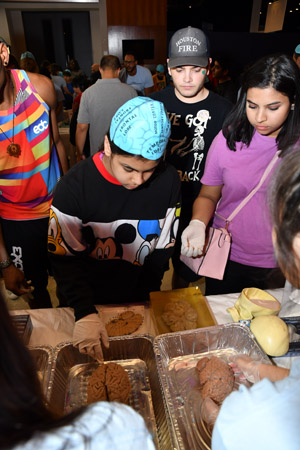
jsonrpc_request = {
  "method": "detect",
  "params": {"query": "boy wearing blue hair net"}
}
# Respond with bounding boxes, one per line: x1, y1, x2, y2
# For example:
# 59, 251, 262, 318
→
48, 97, 181, 361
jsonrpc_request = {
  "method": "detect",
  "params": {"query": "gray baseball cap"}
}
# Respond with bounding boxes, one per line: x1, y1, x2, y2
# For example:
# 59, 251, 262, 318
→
168, 26, 209, 68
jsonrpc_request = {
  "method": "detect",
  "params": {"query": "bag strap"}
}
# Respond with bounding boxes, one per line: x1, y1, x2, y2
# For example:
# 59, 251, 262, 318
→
49, 117, 63, 177
216, 151, 279, 225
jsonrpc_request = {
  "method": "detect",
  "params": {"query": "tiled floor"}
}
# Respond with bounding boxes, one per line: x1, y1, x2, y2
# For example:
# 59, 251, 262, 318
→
4, 263, 205, 312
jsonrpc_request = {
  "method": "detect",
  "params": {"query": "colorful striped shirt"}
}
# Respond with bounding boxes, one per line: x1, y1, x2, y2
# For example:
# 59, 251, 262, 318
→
0, 69, 60, 220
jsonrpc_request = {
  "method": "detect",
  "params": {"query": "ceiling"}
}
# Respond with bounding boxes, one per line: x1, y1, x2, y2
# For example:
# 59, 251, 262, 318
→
167, 0, 300, 32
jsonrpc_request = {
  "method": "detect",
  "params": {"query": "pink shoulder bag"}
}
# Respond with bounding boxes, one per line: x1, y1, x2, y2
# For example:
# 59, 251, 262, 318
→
180, 152, 279, 280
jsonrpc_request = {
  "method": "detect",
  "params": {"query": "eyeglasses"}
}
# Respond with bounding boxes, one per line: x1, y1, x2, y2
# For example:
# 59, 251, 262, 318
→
124, 60, 136, 65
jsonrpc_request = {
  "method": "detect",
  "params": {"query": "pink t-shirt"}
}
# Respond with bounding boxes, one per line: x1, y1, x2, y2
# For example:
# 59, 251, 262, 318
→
201, 130, 280, 268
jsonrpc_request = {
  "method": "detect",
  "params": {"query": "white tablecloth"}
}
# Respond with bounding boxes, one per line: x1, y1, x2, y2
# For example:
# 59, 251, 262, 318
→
206, 288, 300, 324
10, 304, 156, 347
206, 288, 300, 368
10, 287, 300, 368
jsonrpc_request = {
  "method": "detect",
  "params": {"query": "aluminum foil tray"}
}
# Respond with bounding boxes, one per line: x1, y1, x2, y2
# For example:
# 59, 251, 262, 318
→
12, 314, 33, 344
48, 335, 172, 450
154, 323, 271, 450
29, 345, 53, 402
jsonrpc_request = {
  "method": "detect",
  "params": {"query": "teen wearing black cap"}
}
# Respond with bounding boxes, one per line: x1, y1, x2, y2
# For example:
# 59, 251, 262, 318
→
150, 26, 233, 289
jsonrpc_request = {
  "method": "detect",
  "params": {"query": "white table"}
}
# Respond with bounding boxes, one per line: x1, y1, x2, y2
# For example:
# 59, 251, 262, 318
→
10, 287, 300, 368
206, 288, 300, 368
10, 303, 156, 347
207, 288, 300, 324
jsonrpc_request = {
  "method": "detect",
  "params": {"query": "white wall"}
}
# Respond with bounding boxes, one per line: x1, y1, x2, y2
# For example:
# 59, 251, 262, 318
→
265, 0, 288, 33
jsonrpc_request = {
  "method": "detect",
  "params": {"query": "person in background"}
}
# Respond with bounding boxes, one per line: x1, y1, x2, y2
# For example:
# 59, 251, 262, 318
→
50, 63, 72, 98
63, 69, 74, 110
119, 52, 154, 95
54, 82, 65, 125
71, 74, 89, 113
0, 288, 155, 449
206, 57, 218, 90
211, 54, 238, 103
152, 64, 167, 92
89, 62, 101, 85
7, 53, 19, 69
67, 58, 85, 79
91, 63, 100, 73
19, 51, 39, 74
48, 97, 181, 361
181, 54, 300, 295
69, 74, 90, 158
39, 59, 51, 78
202, 150, 300, 450
0, 38, 67, 309
292, 43, 300, 69
76, 55, 137, 158
150, 26, 233, 289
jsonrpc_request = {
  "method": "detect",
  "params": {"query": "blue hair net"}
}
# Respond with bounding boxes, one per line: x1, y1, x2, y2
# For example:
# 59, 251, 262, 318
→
110, 97, 171, 160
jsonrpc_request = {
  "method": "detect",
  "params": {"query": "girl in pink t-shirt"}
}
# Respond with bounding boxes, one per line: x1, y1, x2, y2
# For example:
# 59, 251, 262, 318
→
181, 53, 300, 295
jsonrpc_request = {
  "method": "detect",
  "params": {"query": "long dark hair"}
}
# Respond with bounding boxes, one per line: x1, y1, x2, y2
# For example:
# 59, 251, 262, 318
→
223, 54, 300, 155
269, 150, 300, 288
0, 292, 83, 448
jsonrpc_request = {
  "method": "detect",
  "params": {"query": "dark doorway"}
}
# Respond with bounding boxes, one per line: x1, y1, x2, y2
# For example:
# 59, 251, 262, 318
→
22, 11, 92, 75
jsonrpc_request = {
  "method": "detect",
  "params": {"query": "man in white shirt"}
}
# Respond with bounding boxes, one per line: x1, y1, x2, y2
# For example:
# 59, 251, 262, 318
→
120, 52, 154, 95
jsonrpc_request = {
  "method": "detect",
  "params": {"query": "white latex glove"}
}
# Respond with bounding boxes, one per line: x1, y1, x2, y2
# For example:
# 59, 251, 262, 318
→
181, 220, 206, 257
73, 313, 109, 361
201, 397, 220, 427
230, 354, 261, 383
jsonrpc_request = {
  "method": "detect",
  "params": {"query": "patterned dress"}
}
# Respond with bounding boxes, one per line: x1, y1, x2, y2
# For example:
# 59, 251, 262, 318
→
0, 69, 60, 220
0, 70, 60, 307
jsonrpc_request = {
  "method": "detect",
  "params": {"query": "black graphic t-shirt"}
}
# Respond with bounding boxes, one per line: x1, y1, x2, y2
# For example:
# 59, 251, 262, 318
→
48, 154, 181, 320
151, 88, 233, 216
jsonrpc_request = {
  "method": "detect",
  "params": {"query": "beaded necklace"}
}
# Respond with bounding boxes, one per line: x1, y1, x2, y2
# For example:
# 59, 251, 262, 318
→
0, 73, 21, 158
